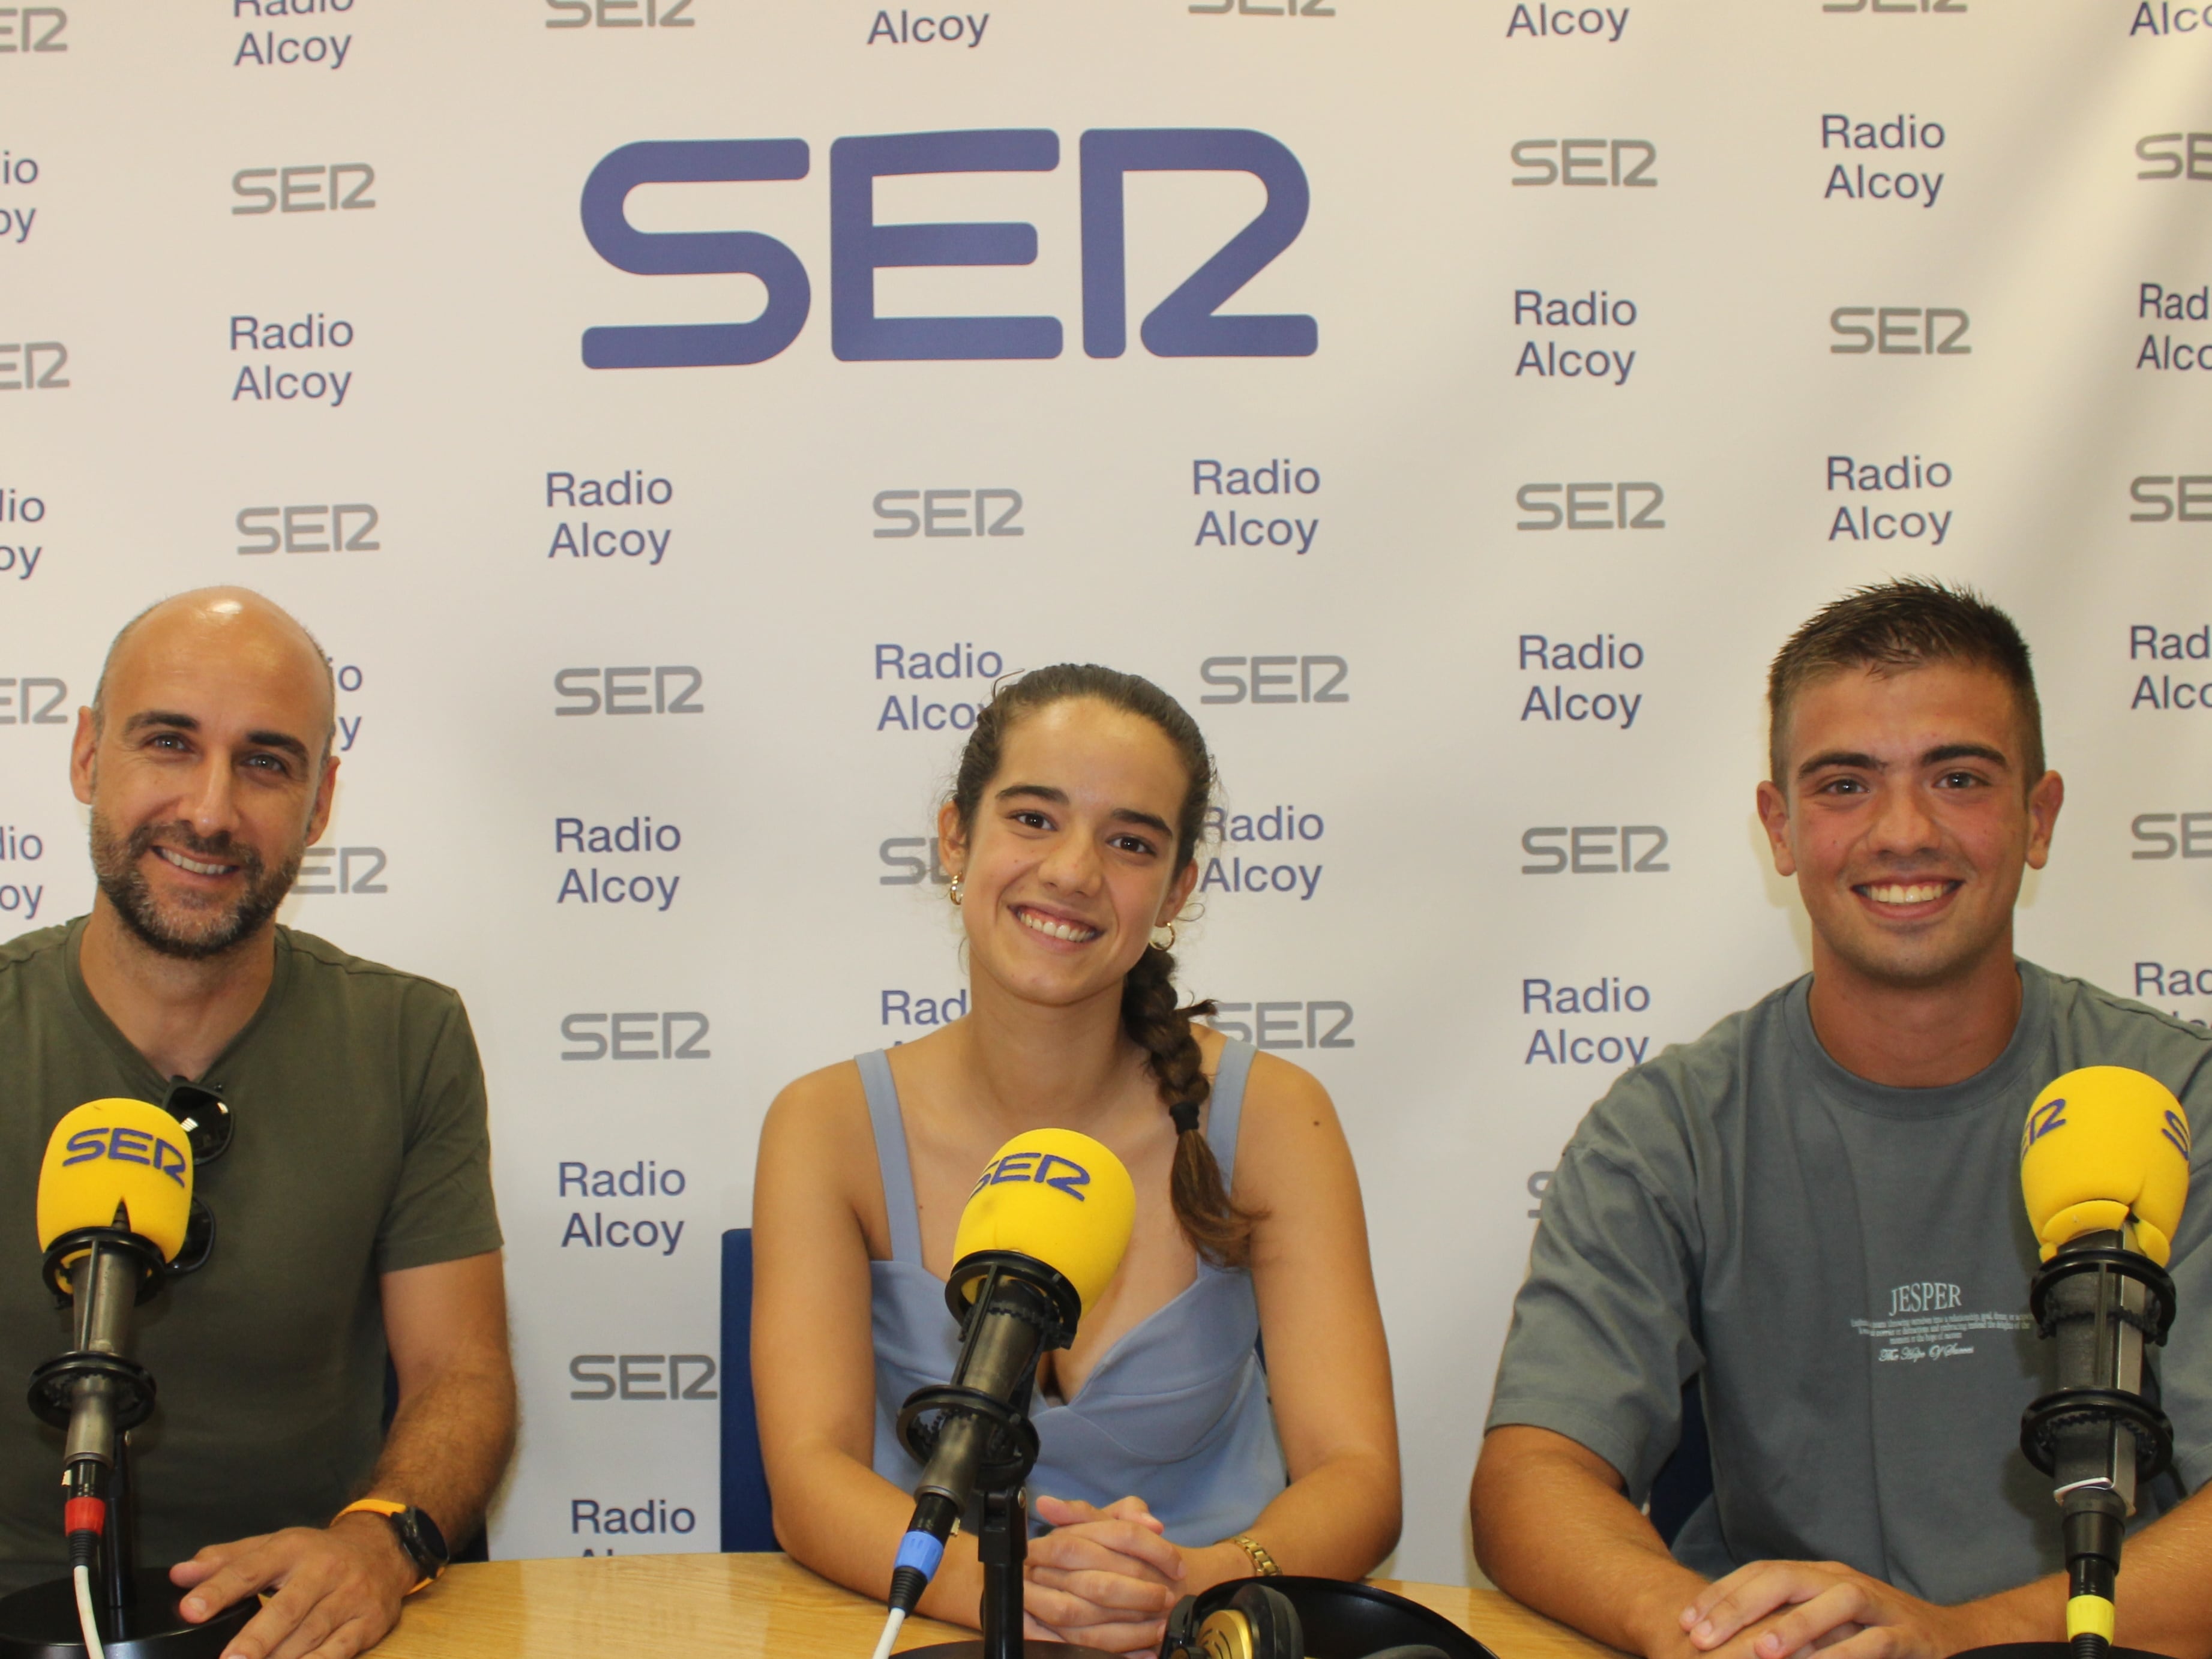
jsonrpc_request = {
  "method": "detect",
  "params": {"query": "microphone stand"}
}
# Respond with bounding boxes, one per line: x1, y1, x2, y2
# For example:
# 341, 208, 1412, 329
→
1956, 1230, 2178, 1659
0, 1227, 253, 1659
897, 1255, 1090, 1659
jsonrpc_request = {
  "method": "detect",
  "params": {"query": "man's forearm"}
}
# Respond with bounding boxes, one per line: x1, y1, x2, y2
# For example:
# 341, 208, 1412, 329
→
1472, 1427, 1706, 1659
368, 1350, 517, 1543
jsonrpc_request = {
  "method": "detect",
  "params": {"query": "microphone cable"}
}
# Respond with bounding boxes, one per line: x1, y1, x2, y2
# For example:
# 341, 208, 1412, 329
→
866, 1604, 906, 1659
66, 1493, 107, 1659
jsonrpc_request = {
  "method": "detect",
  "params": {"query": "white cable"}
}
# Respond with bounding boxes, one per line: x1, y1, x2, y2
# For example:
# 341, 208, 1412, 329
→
73, 1563, 107, 1659
868, 1606, 907, 1659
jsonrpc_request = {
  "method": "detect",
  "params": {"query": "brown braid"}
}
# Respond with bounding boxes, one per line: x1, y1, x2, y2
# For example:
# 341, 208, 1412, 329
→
948, 664, 1264, 1269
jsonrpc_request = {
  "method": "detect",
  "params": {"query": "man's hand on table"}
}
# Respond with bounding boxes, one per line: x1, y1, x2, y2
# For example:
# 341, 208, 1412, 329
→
1676, 1559, 1976, 1659
170, 1511, 419, 1659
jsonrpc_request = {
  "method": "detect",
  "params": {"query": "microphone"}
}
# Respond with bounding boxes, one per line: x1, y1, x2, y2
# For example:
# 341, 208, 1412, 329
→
880, 1129, 1135, 1630
2018, 1067, 2192, 1659
31, 1101, 195, 1569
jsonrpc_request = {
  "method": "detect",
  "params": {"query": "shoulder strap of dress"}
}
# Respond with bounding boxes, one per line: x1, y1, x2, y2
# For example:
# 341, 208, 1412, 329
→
1206, 1039, 1258, 1189
855, 1051, 924, 1264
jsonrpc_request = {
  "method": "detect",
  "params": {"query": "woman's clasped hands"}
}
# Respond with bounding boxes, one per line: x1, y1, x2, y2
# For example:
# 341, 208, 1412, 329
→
1023, 1494, 1192, 1657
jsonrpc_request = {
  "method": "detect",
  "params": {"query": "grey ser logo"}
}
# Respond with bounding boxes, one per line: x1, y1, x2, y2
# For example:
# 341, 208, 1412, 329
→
2130, 476, 2212, 522
0, 8, 67, 52
0, 676, 67, 725
561, 1012, 712, 1060
238, 505, 379, 554
1521, 825, 1670, 873
2132, 814, 2212, 859
1830, 308, 1970, 355
295, 847, 385, 894
0, 343, 67, 391
1206, 1001, 1354, 1050
1511, 140, 1656, 188
874, 489, 1024, 538
554, 667, 704, 715
233, 165, 375, 215
1200, 656, 1348, 704
569, 1354, 718, 1400
1516, 482, 1664, 530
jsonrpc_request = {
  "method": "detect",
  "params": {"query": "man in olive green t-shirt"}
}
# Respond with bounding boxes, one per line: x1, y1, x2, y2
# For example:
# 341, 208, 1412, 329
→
0, 589, 514, 1659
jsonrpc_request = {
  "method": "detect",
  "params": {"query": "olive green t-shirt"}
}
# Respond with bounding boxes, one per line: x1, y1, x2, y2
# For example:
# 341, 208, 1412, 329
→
0, 919, 503, 1593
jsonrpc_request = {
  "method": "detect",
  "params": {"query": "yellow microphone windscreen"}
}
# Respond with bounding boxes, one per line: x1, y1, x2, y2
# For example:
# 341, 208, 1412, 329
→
2021, 1067, 2191, 1265
37, 1099, 194, 1267
954, 1129, 1137, 1315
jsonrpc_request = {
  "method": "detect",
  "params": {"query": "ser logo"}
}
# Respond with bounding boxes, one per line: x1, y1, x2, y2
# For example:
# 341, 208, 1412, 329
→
554, 666, 703, 715
237, 505, 380, 554
1521, 825, 1670, 873
232, 165, 375, 216
2132, 813, 2212, 858
1510, 140, 1656, 188
0, 343, 67, 391
1199, 655, 1347, 704
547, 0, 694, 24
1206, 1001, 1353, 1050
1830, 308, 1970, 355
1823, 0, 1964, 10
971, 1148, 1090, 1197
579, 130, 1314, 368
0, 8, 67, 51
561, 1013, 712, 1060
295, 847, 385, 895
2129, 476, 2212, 522
874, 489, 1024, 538
1190, 0, 1335, 11
62, 1126, 188, 1184
2021, 1096, 2067, 1153
0, 677, 68, 725
1516, 482, 1664, 530
2138, 135, 2212, 181
568, 1355, 717, 1400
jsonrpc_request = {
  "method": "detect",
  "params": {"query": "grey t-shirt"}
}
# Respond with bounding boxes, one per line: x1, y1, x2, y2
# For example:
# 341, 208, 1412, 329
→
1488, 960, 2212, 1604
0, 920, 503, 1594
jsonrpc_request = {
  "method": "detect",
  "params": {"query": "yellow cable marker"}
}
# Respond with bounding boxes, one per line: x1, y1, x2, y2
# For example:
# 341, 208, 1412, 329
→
955, 1128, 1136, 1315
37, 1100, 195, 1284
2066, 1594, 2117, 1643
2021, 1066, 2191, 1265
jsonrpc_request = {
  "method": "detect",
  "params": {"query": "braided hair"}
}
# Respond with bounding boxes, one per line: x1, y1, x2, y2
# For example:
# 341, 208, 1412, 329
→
948, 665, 1263, 1270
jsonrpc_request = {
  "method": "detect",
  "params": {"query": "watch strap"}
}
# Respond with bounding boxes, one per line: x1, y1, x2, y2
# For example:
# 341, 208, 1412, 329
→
334, 1500, 439, 1594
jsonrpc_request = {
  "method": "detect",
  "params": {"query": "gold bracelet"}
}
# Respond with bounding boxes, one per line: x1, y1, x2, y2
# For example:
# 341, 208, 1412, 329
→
1228, 1533, 1280, 1577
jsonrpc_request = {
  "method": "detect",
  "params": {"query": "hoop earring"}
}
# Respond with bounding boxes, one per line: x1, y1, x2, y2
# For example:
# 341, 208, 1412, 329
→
949, 876, 964, 908
1150, 922, 1177, 950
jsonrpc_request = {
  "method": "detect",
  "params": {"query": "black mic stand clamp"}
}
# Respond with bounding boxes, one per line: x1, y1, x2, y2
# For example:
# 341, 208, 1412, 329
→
0, 1228, 252, 1659
1957, 1231, 2180, 1659
895, 1252, 1091, 1659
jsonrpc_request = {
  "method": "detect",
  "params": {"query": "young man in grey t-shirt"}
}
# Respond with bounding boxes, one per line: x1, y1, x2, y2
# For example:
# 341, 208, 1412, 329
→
1473, 581, 2212, 1659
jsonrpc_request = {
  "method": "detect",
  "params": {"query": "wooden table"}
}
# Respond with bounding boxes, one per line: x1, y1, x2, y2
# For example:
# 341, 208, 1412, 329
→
376, 1553, 1617, 1659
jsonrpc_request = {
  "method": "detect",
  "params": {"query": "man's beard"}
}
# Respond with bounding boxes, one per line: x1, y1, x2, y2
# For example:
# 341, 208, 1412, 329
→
90, 814, 303, 961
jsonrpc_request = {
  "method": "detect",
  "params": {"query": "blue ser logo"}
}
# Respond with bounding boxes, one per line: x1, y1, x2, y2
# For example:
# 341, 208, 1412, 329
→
63, 1126, 188, 1186
580, 129, 1315, 368
2021, 1097, 2069, 1157
970, 1150, 1090, 1198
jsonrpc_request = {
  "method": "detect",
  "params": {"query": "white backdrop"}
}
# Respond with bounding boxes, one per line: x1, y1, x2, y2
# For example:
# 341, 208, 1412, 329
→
5, 0, 2212, 1586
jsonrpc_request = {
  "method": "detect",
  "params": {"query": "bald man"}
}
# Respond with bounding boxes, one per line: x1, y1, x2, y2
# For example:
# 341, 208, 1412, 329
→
0, 589, 514, 1659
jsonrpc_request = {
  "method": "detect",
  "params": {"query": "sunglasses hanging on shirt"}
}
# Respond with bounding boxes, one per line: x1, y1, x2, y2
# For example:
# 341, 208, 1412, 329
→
155, 1077, 229, 1277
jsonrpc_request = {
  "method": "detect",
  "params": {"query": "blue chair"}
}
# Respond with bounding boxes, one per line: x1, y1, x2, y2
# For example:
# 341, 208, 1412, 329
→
1648, 1376, 1713, 1546
721, 1228, 778, 1551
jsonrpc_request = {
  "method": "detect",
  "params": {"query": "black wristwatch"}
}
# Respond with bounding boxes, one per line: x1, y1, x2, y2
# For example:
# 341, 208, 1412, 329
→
338, 1501, 449, 1592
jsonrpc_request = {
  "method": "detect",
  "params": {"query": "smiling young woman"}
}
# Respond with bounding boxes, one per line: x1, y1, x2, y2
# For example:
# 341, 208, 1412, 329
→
751, 665, 1400, 1657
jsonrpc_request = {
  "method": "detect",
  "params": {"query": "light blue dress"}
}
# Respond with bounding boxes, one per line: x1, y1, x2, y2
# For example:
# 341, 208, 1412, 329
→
859, 1039, 1288, 1546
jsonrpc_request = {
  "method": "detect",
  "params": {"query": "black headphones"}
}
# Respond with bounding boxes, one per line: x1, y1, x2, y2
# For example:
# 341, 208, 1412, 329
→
1159, 1577, 1492, 1659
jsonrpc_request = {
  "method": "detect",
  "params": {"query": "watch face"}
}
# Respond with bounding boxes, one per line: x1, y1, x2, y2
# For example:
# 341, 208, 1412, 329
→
396, 1507, 449, 1572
